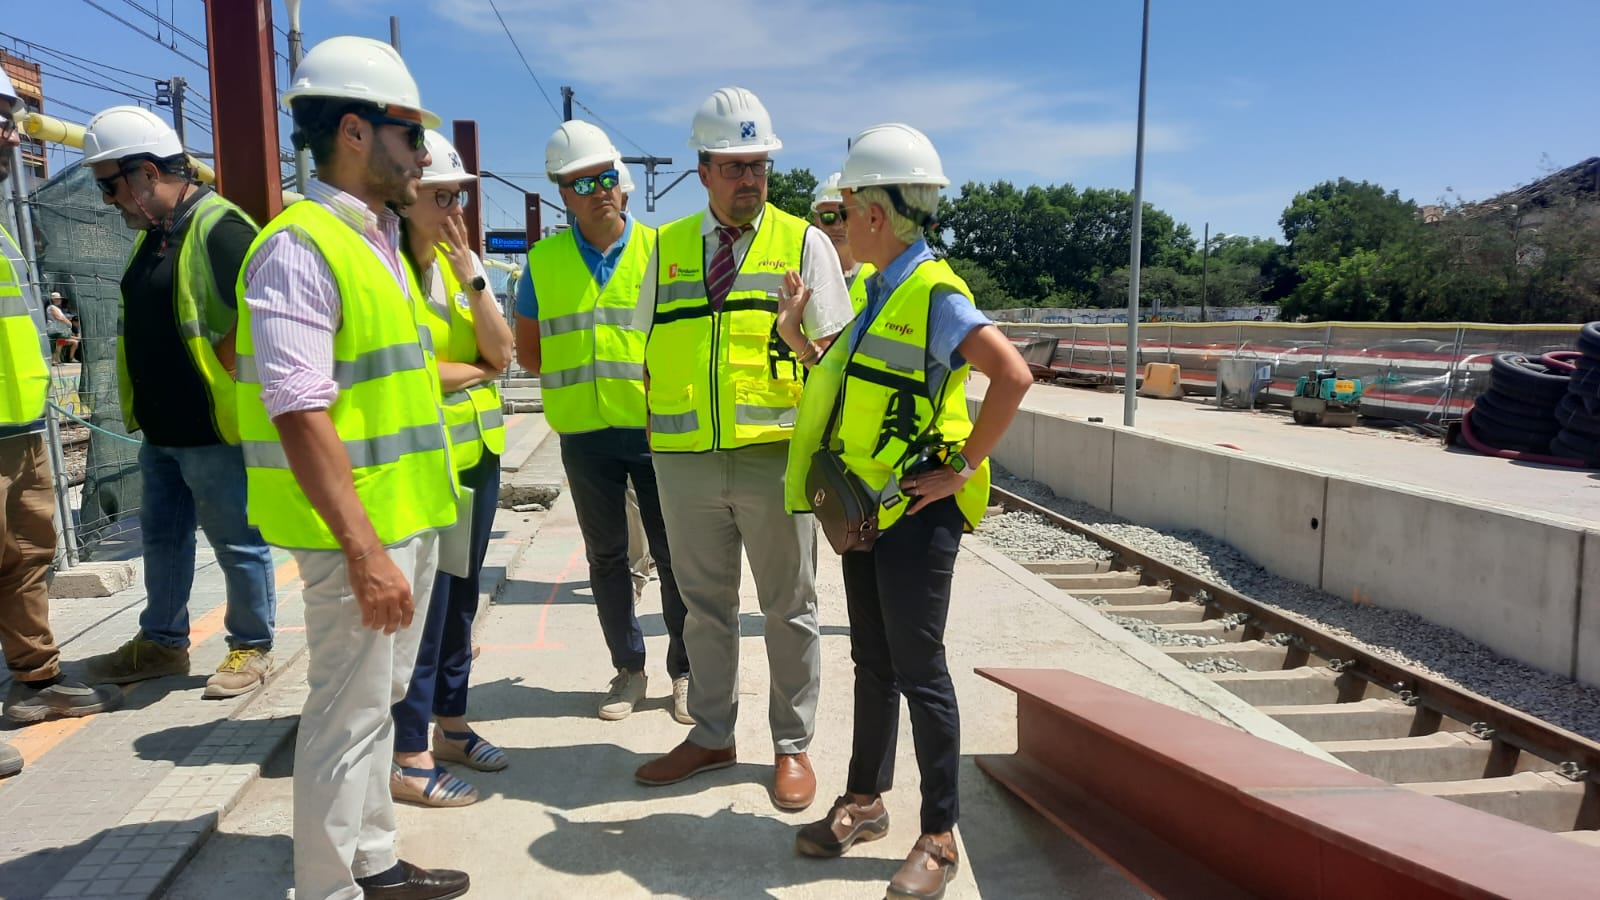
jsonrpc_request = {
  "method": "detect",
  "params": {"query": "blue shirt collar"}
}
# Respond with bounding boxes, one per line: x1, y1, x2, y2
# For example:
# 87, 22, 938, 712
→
866, 239, 936, 306
574, 213, 633, 260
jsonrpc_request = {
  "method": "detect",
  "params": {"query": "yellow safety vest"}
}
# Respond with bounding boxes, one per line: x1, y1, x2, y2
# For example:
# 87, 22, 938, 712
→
411, 246, 506, 471
846, 263, 874, 318
527, 221, 654, 433
0, 224, 49, 425
786, 257, 989, 533
118, 190, 256, 444
645, 205, 809, 453
234, 200, 455, 550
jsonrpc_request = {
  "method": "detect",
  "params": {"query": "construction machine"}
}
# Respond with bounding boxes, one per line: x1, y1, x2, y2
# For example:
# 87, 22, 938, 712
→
1291, 369, 1363, 427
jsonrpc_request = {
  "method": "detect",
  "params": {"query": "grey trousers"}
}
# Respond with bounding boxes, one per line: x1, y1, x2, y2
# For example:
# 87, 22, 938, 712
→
652, 443, 820, 754
626, 482, 653, 593
292, 532, 437, 900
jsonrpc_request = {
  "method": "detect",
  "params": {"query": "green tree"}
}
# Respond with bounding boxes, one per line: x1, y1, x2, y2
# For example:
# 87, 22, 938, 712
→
947, 257, 1016, 310
766, 167, 818, 220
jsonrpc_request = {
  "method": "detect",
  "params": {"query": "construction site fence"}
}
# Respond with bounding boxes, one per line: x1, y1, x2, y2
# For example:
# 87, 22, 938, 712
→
999, 321, 1585, 424
989, 304, 1282, 324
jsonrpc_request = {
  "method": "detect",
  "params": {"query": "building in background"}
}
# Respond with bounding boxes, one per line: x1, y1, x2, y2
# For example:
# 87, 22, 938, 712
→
0, 51, 47, 182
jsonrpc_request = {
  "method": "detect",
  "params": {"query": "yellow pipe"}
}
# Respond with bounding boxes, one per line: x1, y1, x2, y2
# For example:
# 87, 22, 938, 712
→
18, 111, 217, 185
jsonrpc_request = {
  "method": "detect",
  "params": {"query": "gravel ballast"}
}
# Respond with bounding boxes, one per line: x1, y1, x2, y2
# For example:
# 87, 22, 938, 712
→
979, 469, 1600, 743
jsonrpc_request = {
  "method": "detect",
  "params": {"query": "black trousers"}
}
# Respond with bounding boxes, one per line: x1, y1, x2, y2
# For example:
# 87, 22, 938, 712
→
841, 495, 964, 835
559, 428, 689, 678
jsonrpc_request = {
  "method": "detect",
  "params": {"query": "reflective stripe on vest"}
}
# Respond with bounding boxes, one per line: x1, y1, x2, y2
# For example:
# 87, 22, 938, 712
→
0, 225, 49, 425
117, 191, 256, 444
412, 246, 505, 470
234, 200, 454, 550
644, 205, 809, 453
785, 257, 989, 533
527, 223, 653, 434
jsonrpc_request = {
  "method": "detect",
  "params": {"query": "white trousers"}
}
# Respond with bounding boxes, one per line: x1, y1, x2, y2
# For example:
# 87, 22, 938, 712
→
292, 532, 438, 900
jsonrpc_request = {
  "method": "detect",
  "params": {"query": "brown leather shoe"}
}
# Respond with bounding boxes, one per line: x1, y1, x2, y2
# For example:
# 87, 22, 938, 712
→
635, 740, 736, 786
887, 834, 960, 900
795, 794, 890, 857
772, 752, 816, 811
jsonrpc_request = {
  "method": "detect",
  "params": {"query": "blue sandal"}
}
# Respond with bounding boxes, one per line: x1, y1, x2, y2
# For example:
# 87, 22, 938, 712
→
433, 728, 508, 772
390, 764, 478, 807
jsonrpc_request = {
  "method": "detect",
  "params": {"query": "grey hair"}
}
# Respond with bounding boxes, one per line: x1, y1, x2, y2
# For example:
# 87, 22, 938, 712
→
856, 184, 939, 244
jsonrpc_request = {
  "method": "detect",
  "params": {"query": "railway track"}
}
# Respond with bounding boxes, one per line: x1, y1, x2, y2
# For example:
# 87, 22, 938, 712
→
989, 485, 1600, 846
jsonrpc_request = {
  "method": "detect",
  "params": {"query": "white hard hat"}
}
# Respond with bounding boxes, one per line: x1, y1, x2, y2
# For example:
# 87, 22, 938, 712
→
545, 120, 619, 181
688, 87, 781, 155
420, 129, 476, 184
616, 159, 636, 194
281, 35, 439, 128
811, 171, 844, 212
82, 105, 185, 165
0, 67, 17, 105
837, 123, 949, 191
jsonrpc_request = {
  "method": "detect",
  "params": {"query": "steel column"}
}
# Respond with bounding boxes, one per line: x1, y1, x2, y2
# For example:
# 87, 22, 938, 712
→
203, 0, 282, 226
451, 120, 483, 257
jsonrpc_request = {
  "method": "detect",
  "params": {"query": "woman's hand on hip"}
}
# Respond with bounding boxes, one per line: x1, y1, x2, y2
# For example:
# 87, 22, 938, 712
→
900, 464, 972, 515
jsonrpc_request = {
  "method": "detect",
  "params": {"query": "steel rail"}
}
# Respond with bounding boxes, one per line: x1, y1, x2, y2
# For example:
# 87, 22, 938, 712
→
991, 485, 1600, 813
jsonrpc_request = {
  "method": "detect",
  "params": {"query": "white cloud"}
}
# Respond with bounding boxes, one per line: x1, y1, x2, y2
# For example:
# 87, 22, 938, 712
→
439, 0, 1188, 181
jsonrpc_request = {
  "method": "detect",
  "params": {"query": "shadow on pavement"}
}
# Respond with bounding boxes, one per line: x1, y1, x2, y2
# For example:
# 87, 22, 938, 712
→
485, 742, 765, 811
494, 578, 595, 606
527, 807, 891, 899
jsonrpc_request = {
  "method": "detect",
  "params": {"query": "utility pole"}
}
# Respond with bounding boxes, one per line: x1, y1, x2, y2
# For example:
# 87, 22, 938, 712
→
155, 77, 187, 147
1200, 221, 1209, 323
561, 86, 573, 122
621, 154, 682, 213
287, 0, 307, 193
389, 16, 401, 51
1124, 0, 1151, 427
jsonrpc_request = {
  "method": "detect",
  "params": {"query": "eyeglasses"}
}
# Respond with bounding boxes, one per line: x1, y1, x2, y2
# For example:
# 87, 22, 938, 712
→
432, 189, 470, 209
358, 112, 426, 150
712, 159, 773, 180
816, 210, 842, 226
95, 161, 144, 197
563, 169, 620, 196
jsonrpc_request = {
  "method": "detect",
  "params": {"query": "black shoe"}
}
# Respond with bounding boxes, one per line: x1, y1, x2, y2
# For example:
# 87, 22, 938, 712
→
360, 860, 469, 899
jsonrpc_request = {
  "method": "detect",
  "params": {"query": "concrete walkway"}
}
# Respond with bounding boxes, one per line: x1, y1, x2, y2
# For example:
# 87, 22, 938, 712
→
5, 401, 1324, 899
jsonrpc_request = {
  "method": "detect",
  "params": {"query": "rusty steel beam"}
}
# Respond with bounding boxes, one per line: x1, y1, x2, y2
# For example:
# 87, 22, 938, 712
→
977, 667, 1600, 899
524, 192, 542, 249
450, 120, 482, 257
203, 0, 282, 225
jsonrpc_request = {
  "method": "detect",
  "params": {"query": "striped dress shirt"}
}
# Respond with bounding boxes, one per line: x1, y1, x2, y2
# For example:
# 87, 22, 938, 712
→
242, 179, 413, 419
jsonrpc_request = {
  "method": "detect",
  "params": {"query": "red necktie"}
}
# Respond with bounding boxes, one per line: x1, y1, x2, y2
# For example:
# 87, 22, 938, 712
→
706, 224, 746, 312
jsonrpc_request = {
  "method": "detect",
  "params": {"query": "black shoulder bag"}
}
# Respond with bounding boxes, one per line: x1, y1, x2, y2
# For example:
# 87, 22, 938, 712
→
807, 386, 879, 555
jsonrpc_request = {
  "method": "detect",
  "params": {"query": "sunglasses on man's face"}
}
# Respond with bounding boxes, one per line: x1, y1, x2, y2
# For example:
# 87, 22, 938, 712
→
816, 210, 843, 226
564, 169, 620, 196
358, 112, 426, 151
96, 161, 144, 197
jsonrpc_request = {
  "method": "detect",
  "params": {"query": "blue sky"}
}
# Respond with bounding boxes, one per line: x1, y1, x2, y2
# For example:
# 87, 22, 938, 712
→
9, 0, 1597, 245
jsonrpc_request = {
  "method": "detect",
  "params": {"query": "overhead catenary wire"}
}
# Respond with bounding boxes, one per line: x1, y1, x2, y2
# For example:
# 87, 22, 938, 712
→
570, 98, 649, 155
484, 0, 561, 120
73, 0, 209, 71
112, 0, 208, 51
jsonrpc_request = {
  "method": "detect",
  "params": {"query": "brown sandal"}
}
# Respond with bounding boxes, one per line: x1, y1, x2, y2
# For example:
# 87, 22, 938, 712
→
886, 833, 960, 900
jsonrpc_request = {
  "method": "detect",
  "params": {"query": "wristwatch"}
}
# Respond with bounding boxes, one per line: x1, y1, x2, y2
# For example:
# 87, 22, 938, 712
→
947, 451, 969, 474
469, 275, 487, 293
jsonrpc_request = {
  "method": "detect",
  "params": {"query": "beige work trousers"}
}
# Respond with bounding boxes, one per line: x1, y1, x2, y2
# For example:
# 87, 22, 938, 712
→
652, 442, 820, 754
0, 433, 60, 682
292, 531, 437, 900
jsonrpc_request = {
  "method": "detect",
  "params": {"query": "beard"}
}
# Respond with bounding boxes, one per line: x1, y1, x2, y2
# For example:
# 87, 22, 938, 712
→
727, 188, 763, 223
368, 141, 418, 208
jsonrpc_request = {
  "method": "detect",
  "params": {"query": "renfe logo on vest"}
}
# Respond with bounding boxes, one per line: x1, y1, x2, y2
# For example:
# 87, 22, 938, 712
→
886, 322, 916, 337
669, 263, 701, 279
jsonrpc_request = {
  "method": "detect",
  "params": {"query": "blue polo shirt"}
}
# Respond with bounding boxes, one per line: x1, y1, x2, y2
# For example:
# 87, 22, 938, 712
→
851, 240, 991, 401
515, 215, 636, 320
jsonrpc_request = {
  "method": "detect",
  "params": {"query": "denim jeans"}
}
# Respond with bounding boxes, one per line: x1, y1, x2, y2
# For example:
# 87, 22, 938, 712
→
393, 452, 500, 752
137, 441, 276, 650
560, 428, 688, 679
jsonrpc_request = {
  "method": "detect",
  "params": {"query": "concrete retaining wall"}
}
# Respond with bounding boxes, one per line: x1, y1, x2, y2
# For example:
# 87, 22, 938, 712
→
984, 405, 1598, 685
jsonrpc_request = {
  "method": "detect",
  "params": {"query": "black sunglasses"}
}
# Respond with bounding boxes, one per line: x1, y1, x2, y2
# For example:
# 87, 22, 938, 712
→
563, 169, 620, 196
433, 189, 470, 209
358, 112, 426, 150
713, 159, 773, 180
816, 210, 842, 226
96, 160, 145, 196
